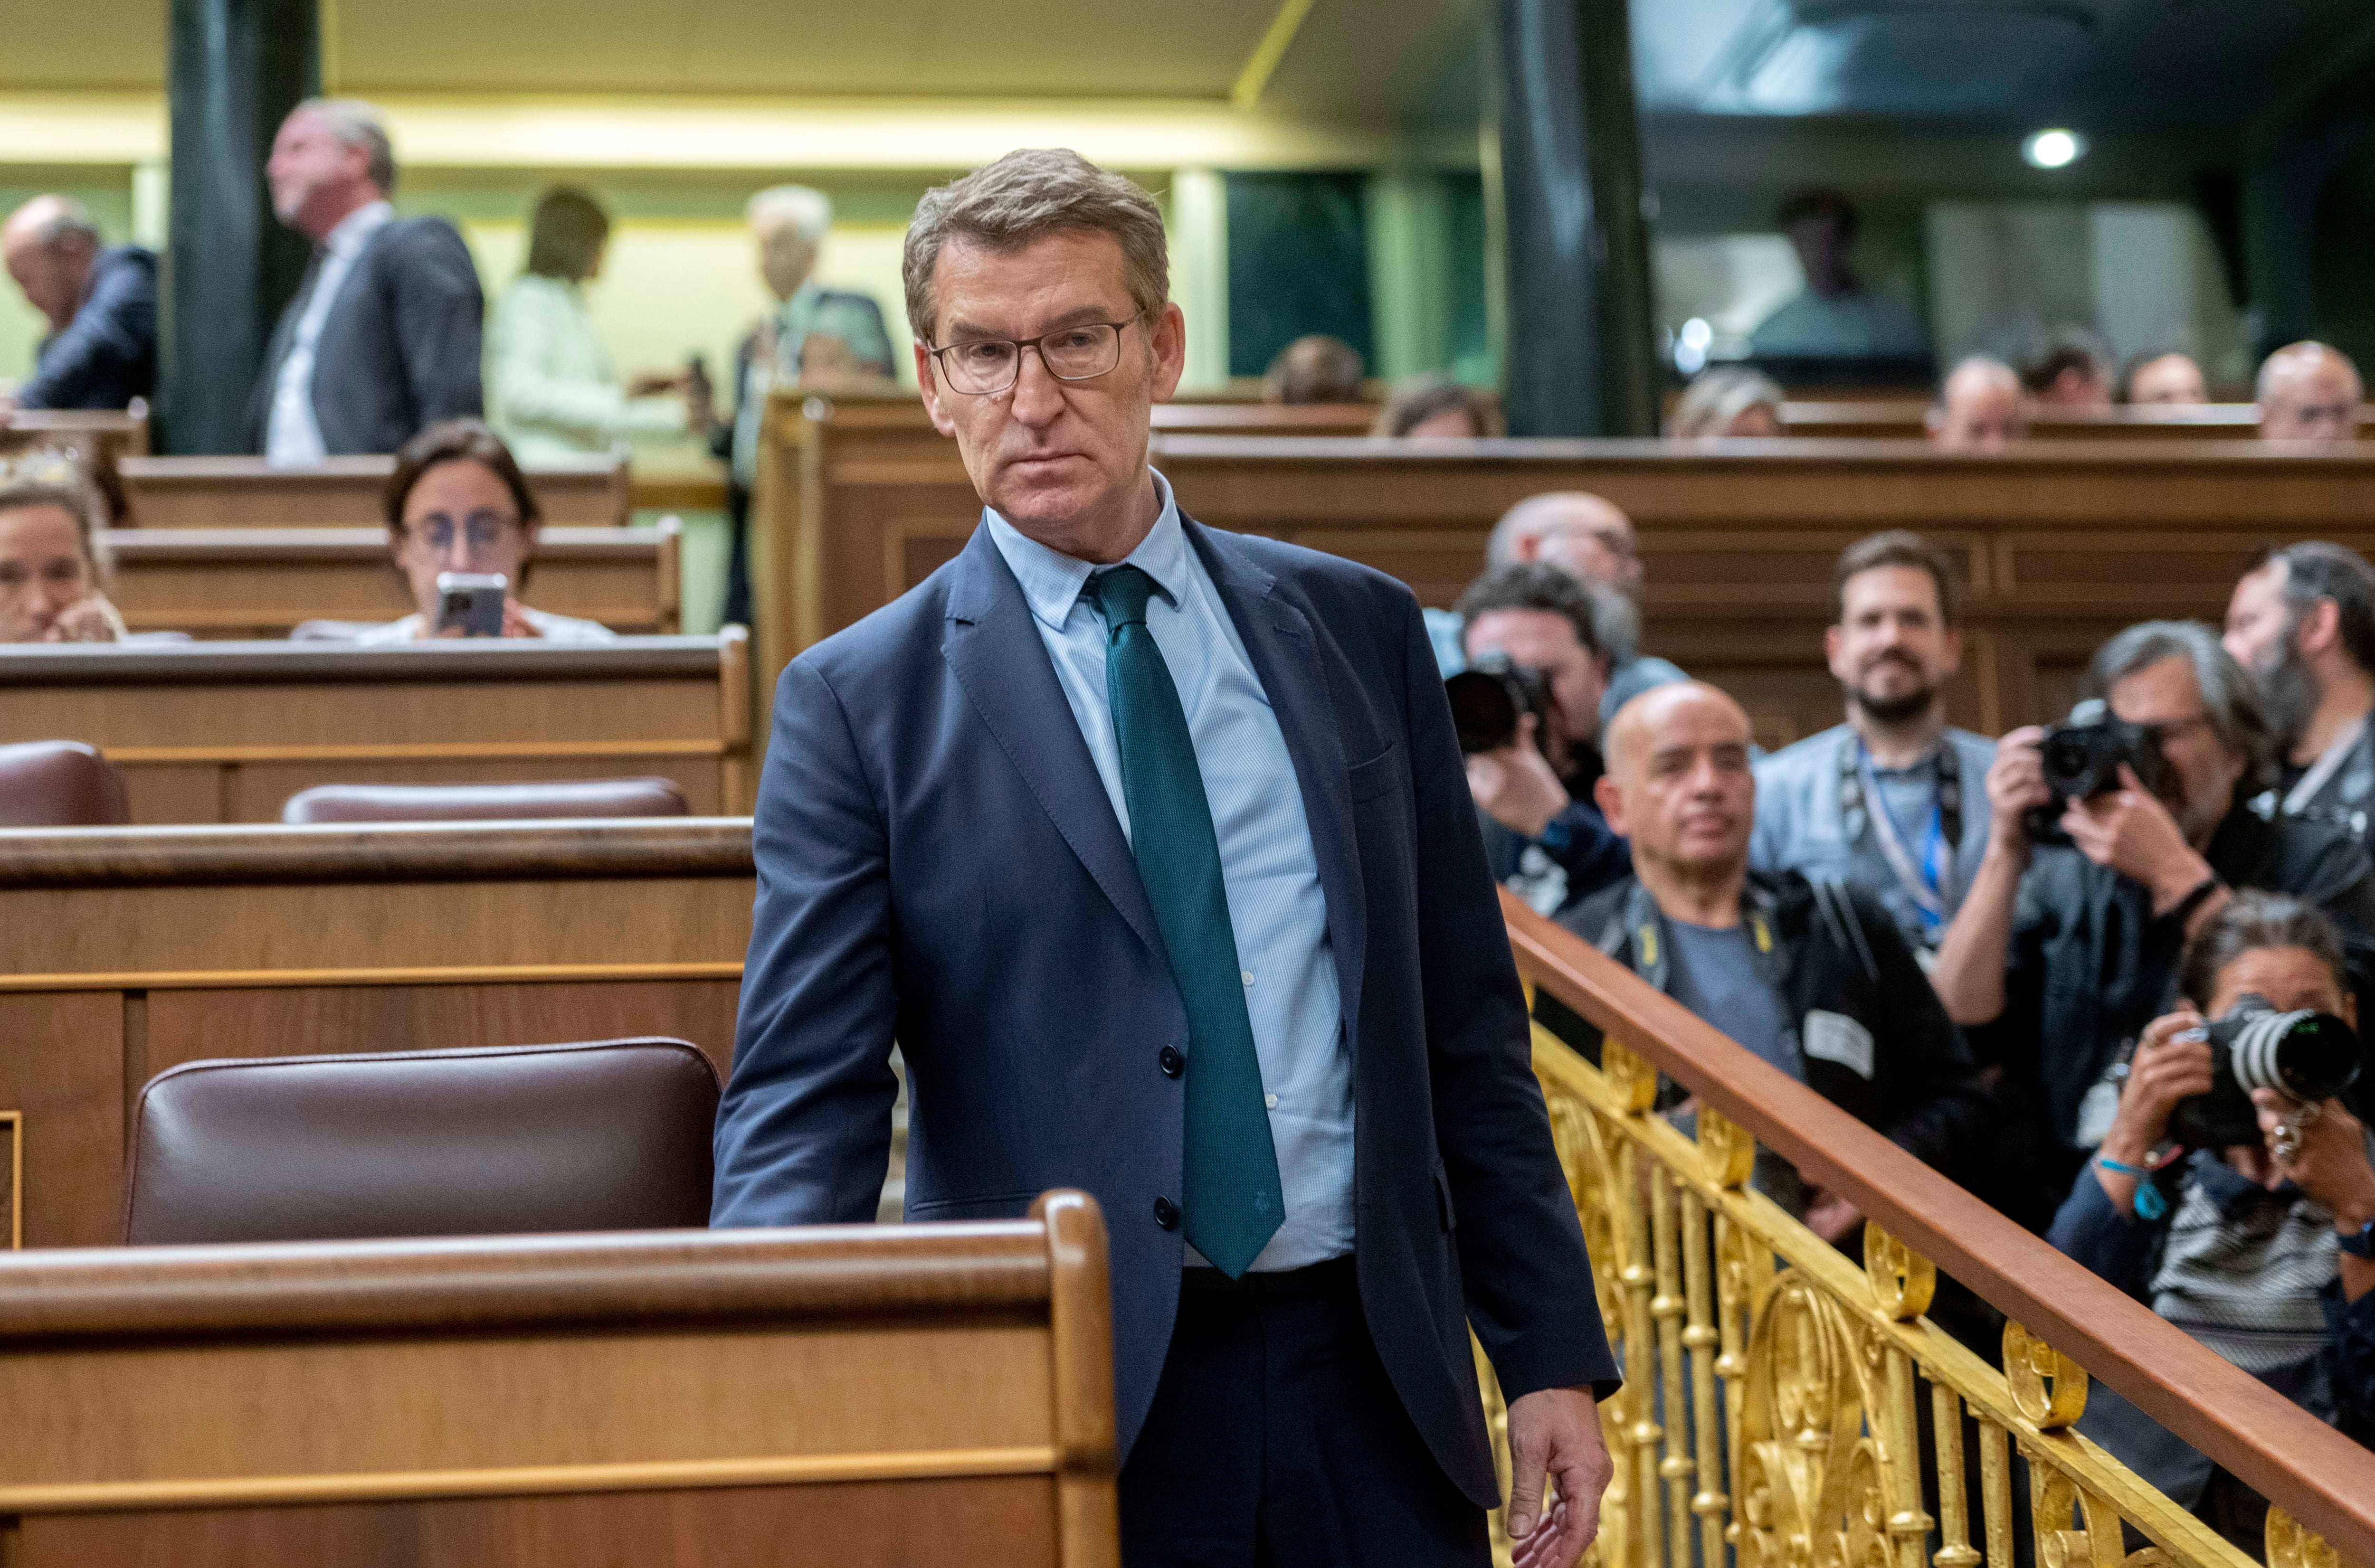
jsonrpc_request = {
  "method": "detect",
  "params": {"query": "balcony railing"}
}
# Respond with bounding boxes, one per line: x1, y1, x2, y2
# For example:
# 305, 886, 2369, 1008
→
1491, 889, 2375, 1568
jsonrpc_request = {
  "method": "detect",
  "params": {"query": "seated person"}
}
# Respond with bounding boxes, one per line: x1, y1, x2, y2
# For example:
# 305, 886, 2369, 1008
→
1747, 189, 1928, 362
2020, 326, 2115, 412
2258, 341, 2362, 445
1665, 367, 1783, 440
1370, 373, 1497, 438
355, 419, 614, 644
2049, 892, 2375, 1545
1753, 531, 1995, 957
1261, 333, 1364, 405
1457, 561, 1631, 914
2223, 542, 2375, 843
2123, 349, 2210, 406
1931, 620, 2375, 1228
1544, 681, 1988, 1241
0, 449, 123, 642
1926, 356, 2028, 453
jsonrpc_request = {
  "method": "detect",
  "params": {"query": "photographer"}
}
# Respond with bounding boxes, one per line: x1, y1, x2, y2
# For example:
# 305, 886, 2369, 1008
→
2223, 542, 2375, 844
1931, 621, 2375, 1226
2047, 893, 2375, 1544
1456, 562, 1632, 912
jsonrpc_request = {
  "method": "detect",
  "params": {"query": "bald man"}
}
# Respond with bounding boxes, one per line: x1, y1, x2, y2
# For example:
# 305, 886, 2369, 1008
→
0, 195, 155, 414
1424, 491, 1687, 723
1536, 683, 1987, 1240
2258, 341, 2363, 445
1927, 357, 2028, 453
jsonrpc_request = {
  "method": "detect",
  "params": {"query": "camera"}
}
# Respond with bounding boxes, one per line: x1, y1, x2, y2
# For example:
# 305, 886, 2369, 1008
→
2167, 995, 2362, 1149
1445, 655, 1552, 756
2021, 699, 2168, 844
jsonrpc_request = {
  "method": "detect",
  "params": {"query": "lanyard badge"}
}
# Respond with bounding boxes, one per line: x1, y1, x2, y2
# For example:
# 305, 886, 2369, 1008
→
1837, 735, 1962, 933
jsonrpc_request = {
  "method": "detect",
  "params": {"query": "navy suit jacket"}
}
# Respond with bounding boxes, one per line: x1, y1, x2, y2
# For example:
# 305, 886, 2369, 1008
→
19, 246, 155, 410
712, 515, 1615, 1502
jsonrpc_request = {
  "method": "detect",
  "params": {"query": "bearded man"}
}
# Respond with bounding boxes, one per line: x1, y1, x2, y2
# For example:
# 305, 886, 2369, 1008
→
1750, 531, 1995, 957
2224, 543, 2375, 846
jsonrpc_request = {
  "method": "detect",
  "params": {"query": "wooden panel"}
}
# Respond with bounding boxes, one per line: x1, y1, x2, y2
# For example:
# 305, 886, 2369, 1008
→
119, 455, 630, 530
1780, 400, 2375, 442
142, 981, 743, 1081
105, 523, 679, 638
0, 993, 124, 1249
0, 633, 749, 823
6, 1476, 1058, 1568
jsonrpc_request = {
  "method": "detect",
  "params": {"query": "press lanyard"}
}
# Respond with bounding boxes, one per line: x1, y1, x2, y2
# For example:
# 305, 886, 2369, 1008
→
1838, 735, 1961, 933
2284, 718, 2366, 816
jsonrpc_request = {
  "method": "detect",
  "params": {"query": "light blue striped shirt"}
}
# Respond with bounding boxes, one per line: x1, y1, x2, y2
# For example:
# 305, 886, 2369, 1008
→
986, 472, 1353, 1271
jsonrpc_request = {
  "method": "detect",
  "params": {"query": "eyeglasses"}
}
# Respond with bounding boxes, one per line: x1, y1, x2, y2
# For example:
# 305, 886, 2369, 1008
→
926, 321, 1134, 397
410, 510, 522, 559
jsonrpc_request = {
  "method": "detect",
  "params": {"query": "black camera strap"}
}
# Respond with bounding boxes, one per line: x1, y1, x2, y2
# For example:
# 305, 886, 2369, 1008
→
1836, 732, 1963, 934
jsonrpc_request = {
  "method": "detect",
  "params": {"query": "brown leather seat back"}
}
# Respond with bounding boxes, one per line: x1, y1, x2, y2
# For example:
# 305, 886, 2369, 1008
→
123, 1039, 722, 1244
280, 777, 692, 823
0, 739, 131, 826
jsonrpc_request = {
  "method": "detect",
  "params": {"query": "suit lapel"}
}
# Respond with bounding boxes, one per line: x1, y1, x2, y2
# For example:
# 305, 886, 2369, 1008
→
941, 525, 1163, 954
1187, 518, 1370, 1047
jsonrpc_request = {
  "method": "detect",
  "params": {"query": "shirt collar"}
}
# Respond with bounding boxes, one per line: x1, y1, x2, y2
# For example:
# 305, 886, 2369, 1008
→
324, 200, 394, 259
984, 467, 1186, 633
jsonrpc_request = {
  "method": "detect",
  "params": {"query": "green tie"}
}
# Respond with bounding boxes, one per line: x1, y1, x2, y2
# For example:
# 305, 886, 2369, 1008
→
1085, 566, 1283, 1277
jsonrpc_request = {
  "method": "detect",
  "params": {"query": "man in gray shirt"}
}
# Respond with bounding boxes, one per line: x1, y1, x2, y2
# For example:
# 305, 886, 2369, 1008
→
1752, 530, 1995, 957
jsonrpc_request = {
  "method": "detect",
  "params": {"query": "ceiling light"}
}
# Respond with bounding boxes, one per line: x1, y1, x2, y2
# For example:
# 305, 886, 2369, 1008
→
2022, 129, 2085, 170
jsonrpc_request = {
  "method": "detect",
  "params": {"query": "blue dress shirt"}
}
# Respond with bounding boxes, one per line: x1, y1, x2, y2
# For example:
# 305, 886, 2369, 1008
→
986, 472, 1354, 1271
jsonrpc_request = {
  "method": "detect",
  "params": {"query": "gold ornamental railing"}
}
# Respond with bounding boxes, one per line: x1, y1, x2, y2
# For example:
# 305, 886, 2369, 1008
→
1490, 889, 2375, 1568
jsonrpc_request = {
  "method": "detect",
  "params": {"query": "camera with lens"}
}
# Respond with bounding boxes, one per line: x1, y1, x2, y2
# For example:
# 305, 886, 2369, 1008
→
1446, 655, 1554, 756
2166, 995, 2363, 1149
2021, 699, 2168, 845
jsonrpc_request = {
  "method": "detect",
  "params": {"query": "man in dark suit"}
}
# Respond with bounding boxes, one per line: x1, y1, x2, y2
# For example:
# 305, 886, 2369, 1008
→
0, 195, 155, 413
712, 148, 1616, 1568
251, 99, 483, 461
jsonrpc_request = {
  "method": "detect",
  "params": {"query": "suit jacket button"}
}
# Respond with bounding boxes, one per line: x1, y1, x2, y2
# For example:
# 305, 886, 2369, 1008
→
1153, 1197, 1180, 1230
1158, 1046, 1184, 1078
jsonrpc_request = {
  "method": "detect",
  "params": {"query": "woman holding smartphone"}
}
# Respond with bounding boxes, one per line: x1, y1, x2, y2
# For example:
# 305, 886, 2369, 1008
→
355, 419, 615, 644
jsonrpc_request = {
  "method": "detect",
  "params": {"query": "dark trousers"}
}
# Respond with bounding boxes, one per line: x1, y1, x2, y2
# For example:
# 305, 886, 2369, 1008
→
1118, 1258, 1488, 1568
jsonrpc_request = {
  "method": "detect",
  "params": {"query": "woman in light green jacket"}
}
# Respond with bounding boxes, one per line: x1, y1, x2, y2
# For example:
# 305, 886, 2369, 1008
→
487, 188, 703, 463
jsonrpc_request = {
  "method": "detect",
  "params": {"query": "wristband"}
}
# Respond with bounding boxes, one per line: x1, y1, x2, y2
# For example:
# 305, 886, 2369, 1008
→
2094, 1155, 2168, 1220
2165, 874, 2223, 927
2342, 1218, 2375, 1261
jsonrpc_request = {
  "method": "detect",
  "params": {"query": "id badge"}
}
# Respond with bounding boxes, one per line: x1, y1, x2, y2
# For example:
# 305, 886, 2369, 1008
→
2074, 1077, 2122, 1149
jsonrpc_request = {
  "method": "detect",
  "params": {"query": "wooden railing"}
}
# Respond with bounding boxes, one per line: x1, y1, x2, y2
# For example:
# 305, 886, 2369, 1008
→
1496, 889, 2375, 1568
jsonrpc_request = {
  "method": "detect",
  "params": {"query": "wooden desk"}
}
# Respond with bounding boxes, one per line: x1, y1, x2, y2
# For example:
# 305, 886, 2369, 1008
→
118, 453, 631, 529
1, 405, 149, 464
0, 817, 755, 1247
0, 632, 750, 823
754, 420, 2375, 745
104, 521, 681, 638
0, 1198, 1118, 1567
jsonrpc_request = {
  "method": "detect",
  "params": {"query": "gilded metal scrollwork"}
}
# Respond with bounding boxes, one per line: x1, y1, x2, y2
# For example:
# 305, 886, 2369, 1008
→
2004, 1322, 2089, 1430
1862, 1228, 1936, 1323
2268, 1509, 2347, 1568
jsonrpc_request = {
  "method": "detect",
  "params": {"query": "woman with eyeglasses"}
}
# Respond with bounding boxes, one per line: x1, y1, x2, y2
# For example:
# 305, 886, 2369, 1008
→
354, 419, 615, 644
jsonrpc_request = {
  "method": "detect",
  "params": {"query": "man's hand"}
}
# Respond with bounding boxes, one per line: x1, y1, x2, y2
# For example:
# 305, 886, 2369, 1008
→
1980, 726, 2051, 863
2059, 765, 2212, 913
2257, 1090, 2375, 1223
1506, 1384, 1612, 1568
1466, 713, 1572, 840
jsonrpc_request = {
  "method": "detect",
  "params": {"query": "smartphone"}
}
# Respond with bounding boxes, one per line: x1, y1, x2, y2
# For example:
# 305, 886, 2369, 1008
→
435, 572, 509, 638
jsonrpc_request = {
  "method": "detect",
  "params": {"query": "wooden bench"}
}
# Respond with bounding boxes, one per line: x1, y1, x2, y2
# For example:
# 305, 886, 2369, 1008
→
0, 405, 149, 466
752, 414, 2375, 745
0, 816, 754, 1248
117, 453, 632, 529
103, 521, 682, 639
1779, 400, 2375, 442
0, 632, 750, 824
0, 1198, 1118, 1567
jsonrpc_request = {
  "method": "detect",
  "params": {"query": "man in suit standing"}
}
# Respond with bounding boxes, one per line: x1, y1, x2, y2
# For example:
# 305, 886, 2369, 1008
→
0, 196, 156, 414
252, 99, 483, 463
711, 185, 895, 627
712, 148, 1616, 1567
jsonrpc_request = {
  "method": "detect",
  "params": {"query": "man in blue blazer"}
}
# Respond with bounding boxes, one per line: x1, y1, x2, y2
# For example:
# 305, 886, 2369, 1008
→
712, 148, 1617, 1568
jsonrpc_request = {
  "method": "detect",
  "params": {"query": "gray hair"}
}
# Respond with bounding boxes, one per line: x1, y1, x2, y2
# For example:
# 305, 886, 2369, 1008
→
1486, 491, 1633, 571
747, 185, 833, 245
19, 196, 100, 251
2180, 890, 2348, 1011
297, 98, 396, 194
2080, 619, 2273, 788
902, 149, 1168, 344
2261, 541, 2375, 675
2257, 340, 2363, 403
1666, 367, 1784, 438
